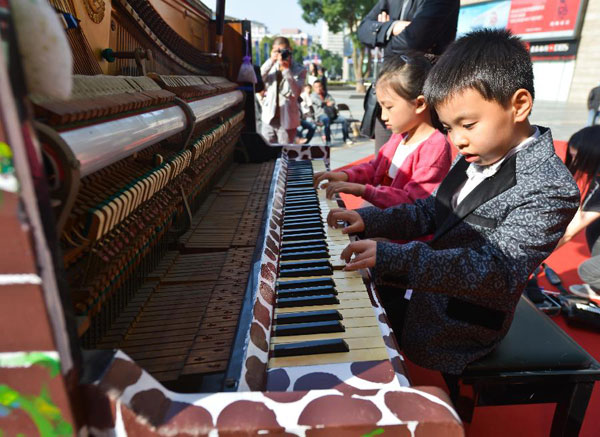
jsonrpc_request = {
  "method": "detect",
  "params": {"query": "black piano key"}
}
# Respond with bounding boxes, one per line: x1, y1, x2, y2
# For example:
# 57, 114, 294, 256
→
275, 309, 343, 325
280, 249, 329, 261
282, 220, 323, 230
279, 266, 333, 278
281, 239, 326, 249
283, 226, 324, 234
273, 320, 345, 337
277, 277, 335, 289
272, 338, 349, 357
286, 181, 313, 188
283, 214, 323, 223
277, 285, 337, 297
277, 294, 339, 308
280, 259, 333, 269
284, 201, 318, 209
286, 187, 315, 193
281, 231, 324, 241
284, 195, 318, 202
283, 205, 321, 211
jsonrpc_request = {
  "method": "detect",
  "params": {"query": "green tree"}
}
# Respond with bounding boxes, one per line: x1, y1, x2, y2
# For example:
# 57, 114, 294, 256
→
299, 0, 377, 91
311, 43, 343, 79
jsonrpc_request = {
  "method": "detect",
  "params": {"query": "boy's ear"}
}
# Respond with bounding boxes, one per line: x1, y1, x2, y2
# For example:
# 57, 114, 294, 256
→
511, 89, 533, 122
414, 95, 428, 114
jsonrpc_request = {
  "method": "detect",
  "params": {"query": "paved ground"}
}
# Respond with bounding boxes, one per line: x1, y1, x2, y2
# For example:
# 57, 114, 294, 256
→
324, 87, 589, 169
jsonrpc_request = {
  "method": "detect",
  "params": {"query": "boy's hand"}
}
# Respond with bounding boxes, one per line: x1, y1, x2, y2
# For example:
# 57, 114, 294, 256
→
327, 208, 365, 234
341, 240, 377, 271
323, 181, 366, 199
314, 171, 348, 187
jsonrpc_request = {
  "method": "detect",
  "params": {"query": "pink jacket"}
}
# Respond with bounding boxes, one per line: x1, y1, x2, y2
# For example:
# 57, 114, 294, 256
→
342, 130, 452, 209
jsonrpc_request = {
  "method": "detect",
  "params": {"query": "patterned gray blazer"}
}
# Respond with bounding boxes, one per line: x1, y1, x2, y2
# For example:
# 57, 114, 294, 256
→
357, 126, 579, 374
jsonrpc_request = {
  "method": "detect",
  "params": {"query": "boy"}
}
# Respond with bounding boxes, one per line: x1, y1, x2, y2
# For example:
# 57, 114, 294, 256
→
327, 29, 580, 374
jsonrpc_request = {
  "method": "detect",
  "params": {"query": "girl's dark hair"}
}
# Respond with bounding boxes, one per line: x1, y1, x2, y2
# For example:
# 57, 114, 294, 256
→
377, 51, 440, 129
377, 51, 433, 101
566, 125, 600, 198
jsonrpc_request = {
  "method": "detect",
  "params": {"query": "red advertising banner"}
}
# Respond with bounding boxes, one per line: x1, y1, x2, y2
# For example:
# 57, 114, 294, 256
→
508, 0, 584, 39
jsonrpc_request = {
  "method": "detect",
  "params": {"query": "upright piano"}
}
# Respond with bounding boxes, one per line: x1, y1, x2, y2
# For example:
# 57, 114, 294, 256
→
0, 0, 463, 435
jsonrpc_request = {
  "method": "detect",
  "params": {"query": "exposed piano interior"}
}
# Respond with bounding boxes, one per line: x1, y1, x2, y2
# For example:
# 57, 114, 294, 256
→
0, 0, 464, 434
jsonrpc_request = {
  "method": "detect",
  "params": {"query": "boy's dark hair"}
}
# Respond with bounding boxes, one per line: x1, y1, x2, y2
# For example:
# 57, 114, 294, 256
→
565, 125, 600, 199
377, 51, 433, 101
423, 29, 534, 108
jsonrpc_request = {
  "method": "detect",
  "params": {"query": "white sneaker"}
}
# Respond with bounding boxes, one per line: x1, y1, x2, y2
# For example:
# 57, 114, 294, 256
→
569, 283, 600, 299
345, 139, 354, 145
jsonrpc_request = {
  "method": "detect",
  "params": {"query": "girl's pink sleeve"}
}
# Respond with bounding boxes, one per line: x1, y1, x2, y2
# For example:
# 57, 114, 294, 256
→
341, 154, 381, 184
362, 134, 452, 209
341, 134, 401, 184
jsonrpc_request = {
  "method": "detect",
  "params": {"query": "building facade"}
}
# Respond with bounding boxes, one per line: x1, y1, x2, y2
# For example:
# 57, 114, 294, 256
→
459, 0, 599, 103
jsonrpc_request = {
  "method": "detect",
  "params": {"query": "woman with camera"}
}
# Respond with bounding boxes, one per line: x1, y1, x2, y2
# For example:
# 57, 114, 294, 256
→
259, 36, 306, 144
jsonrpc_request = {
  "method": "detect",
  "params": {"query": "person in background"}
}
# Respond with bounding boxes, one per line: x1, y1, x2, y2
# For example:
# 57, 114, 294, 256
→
260, 36, 306, 144
586, 84, 600, 126
555, 126, 600, 298
313, 53, 451, 210
311, 80, 353, 146
307, 63, 319, 86
296, 84, 317, 144
358, 0, 460, 151
318, 65, 328, 93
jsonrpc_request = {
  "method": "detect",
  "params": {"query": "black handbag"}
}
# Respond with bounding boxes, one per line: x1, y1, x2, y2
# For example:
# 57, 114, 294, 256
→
360, 82, 380, 138
323, 104, 338, 120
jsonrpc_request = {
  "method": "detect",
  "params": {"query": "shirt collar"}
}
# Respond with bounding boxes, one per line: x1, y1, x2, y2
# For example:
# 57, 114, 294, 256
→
466, 126, 540, 180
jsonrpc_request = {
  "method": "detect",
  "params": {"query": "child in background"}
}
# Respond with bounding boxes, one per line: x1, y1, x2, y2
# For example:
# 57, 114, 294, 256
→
555, 126, 600, 298
313, 54, 452, 209
327, 29, 579, 374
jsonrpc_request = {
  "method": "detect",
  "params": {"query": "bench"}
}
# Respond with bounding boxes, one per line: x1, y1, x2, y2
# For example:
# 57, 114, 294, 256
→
443, 296, 600, 436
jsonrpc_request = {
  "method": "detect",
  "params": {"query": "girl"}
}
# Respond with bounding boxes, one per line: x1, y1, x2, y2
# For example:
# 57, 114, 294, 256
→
313, 53, 452, 209
555, 126, 600, 298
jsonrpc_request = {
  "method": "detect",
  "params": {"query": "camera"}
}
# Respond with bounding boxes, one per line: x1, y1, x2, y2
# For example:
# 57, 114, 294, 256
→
278, 48, 291, 61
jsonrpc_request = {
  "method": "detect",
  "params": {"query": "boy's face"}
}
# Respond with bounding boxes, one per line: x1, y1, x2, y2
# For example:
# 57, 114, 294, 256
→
437, 88, 523, 166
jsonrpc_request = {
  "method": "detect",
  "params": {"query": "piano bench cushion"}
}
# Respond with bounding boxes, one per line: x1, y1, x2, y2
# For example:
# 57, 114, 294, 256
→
463, 296, 597, 376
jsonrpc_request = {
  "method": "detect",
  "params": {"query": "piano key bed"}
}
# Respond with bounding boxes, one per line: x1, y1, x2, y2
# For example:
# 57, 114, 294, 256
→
84, 155, 464, 435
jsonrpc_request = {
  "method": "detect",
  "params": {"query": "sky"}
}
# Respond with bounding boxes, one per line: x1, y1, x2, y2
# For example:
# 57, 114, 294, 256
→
201, 0, 321, 36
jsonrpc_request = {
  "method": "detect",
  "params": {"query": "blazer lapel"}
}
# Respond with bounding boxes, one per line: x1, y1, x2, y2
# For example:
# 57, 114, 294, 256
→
432, 154, 518, 242
434, 157, 469, 229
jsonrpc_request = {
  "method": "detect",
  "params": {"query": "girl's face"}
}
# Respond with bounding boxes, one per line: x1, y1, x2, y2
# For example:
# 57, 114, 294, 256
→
376, 83, 425, 134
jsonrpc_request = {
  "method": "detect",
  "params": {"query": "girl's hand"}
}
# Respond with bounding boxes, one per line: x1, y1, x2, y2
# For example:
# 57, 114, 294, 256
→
323, 181, 366, 199
313, 171, 348, 187
341, 240, 377, 271
327, 208, 365, 234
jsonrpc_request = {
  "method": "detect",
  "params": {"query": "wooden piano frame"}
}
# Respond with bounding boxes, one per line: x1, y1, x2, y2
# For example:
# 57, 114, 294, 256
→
0, 1, 464, 435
